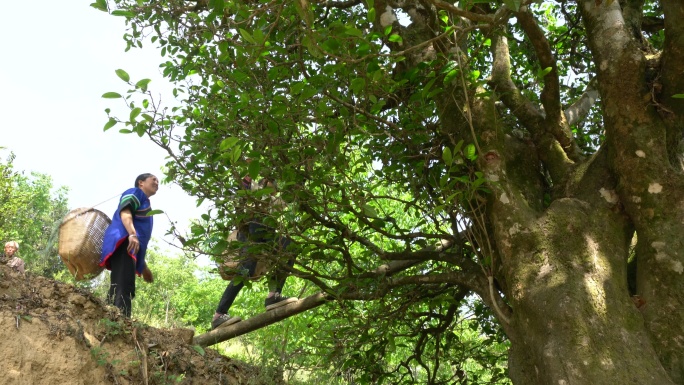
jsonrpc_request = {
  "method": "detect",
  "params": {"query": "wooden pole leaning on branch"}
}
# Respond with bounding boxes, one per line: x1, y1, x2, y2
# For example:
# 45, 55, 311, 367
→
193, 292, 329, 347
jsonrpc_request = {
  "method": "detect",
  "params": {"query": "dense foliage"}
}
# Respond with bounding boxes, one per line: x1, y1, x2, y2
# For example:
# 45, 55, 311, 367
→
96, 0, 684, 384
0, 151, 70, 277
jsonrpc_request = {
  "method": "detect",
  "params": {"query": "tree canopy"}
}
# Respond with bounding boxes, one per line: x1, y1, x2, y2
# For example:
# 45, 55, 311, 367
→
98, 0, 684, 384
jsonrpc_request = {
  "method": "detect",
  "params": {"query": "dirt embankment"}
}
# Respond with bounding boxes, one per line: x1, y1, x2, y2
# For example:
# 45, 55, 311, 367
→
0, 264, 272, 385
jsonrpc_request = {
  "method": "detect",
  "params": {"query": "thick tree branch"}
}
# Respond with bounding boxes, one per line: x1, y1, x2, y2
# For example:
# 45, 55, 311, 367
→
517, 8, 583, 162
490, 33, 544, 129
641, 16, 664, 35
490, 33, 574, 184
516, 9, 561, 122
315, 0, 362, 9
426, 0, 499, 24
564, 78, 599, 126
619, 0, 645, 41
195, 239, 464, 347
193, 292, 329, 347
579, 0, 644, 106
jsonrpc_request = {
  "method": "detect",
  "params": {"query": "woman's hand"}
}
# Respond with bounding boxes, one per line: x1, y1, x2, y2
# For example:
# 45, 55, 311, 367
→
142, 266, 154, 283
127, 234, 140, 255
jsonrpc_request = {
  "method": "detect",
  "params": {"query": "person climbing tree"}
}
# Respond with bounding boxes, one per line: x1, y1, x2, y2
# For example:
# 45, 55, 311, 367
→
211, 176, 297, 330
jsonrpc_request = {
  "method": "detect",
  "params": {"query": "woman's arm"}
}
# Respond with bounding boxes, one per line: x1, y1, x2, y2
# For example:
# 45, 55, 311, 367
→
120, 208, 140, 255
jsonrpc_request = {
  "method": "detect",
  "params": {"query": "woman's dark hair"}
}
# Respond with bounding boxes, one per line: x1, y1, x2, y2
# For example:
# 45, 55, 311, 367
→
134, 173, 155, 188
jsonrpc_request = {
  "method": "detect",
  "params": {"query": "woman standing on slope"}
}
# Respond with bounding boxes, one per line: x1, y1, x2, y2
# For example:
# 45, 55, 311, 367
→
100, 173, 158, 317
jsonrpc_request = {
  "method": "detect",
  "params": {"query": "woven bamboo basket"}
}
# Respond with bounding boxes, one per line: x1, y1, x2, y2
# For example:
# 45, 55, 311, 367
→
58, 207, 111, 281
218, 229, 270, 281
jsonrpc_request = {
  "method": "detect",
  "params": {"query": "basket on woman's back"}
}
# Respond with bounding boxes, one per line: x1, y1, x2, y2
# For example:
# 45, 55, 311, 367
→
58, 207, 111, 281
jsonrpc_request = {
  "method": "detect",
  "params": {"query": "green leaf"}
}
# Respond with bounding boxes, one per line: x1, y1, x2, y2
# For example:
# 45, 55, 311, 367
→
115, 69, 130, 82
361, 204, 379, 218
322, 38, 341, 52
422, 78, 437, 99
146, 209, 164, 216
192, 345, 206, 356
464, 143, 477, 160
220, 137, 240, 151
102, 92, 122, 99
135, 124, 146, 137
136, 78, 151, 91
454, 139, 464, 154
443, 69, 459, 85
290, 81, 305, 95
209, 0, 224, 13
103, 118, 117, 131
230, 146, 242, 164
672, 94, 684, 99
130, 107, 142, 121
345, 27, 364, 37
351, 78, 366, 94
111, 10, 135, 17
299, 86, 317, 102
89, 0, 108, 12
248, 159, 261, 179
388, 34, 402, 43
537, 66, 553, 79
367, 7, 376, 23
369, 100, 386, 114
443, 147, 453, 166
239, 28, 256, 44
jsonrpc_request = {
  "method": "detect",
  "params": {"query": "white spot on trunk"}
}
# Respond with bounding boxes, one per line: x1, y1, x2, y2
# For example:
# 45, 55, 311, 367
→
632, 196, 641, 203
499, 192, 510, 204
509, 223, 521, 236
600, 357, 615, 369
648, 183, 663, 194
538, 263, 553, 278
599, 188, 619, 204
379, 6, 397, 27
486, 173, 499, 182
651, 242, 682, 272
635, 150, 646, 158
600, 60, 608, 70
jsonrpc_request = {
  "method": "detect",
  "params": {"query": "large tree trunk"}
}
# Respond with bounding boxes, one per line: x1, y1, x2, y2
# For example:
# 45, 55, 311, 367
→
475, 2, 684, 383
476, 118, 677, 384
500, 199, 673, 384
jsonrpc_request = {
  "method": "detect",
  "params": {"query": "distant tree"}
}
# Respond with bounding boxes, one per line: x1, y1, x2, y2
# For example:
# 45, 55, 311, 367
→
0, 151, 69, 276
100, 1, 684, 384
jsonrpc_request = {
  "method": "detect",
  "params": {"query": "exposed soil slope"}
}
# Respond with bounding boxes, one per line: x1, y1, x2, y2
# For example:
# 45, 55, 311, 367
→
0, 264, 268, 385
